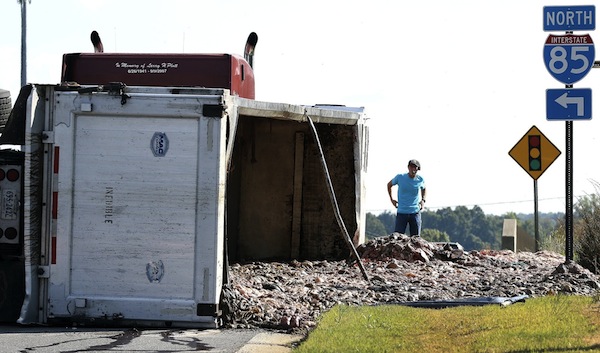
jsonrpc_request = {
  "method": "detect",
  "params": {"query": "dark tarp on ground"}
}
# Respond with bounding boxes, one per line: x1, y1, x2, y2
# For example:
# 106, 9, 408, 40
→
398, 295, 529, 309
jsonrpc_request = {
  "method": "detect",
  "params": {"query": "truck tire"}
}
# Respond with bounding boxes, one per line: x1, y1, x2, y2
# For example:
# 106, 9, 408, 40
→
0, 89, 12, 133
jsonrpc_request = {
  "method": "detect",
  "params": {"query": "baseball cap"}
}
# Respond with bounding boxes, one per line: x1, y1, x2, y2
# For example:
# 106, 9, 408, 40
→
408, 159, 421, 170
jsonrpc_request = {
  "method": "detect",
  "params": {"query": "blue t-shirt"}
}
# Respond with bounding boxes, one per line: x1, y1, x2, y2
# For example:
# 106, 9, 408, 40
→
391, 173, 425, 214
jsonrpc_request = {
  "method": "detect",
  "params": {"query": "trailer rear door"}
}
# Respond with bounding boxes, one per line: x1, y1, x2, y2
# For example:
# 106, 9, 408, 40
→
46, 87, 227, 327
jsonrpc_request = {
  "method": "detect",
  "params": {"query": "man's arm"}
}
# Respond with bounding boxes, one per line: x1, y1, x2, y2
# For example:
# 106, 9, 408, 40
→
387, 180, 398, 208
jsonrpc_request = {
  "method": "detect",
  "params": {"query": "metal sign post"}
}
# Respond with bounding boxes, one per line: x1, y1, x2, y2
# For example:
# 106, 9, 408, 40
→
565, 119, 574, 261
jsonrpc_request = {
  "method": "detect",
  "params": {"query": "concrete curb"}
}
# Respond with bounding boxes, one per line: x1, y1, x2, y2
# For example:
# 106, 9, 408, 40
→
236, 332, 304, 353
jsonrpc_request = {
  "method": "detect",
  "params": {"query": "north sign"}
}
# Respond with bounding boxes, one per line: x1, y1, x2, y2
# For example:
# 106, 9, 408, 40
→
544, 34, 595, 84
546, 88, 592, 120
509, 126, 561, 180
543, 5, 595, 31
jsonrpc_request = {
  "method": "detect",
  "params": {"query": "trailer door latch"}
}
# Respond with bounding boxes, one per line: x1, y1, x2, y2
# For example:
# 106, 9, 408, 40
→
42, 131, 55, 144
103, 82, 130, 105
37, 266, 50, 278
78, 82, 130, 105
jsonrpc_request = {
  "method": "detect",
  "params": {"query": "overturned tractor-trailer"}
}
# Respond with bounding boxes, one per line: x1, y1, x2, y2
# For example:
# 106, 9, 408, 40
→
0, 32, 368, 327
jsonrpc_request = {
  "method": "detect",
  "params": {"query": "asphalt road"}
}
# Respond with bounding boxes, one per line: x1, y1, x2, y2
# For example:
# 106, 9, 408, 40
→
0, 325, 303, 352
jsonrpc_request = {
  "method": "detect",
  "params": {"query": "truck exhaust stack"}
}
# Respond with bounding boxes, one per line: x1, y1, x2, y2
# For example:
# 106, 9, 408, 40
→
90, 30, 103, 53
244, 32, 258, 68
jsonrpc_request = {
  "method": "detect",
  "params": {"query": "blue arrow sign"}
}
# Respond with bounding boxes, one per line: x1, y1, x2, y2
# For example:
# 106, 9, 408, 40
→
544, 6, 595, 31
546, 88, 592, 120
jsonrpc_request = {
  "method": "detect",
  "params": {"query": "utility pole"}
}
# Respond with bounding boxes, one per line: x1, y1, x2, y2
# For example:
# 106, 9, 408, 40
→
20, 0, 30, 87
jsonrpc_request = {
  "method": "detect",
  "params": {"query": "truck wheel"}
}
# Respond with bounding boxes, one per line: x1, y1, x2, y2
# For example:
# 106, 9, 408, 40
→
0, 89, 11, 133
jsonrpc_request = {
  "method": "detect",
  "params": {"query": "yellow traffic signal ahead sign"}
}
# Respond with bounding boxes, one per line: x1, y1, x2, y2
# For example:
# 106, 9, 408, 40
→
509, 125, 561, 180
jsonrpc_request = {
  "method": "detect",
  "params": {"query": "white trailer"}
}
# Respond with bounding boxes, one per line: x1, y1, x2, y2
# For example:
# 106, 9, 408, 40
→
2, 83, 367, 327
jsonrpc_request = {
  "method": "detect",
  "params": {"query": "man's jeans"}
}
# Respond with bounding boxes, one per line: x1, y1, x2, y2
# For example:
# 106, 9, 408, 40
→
394, 212, 421, 236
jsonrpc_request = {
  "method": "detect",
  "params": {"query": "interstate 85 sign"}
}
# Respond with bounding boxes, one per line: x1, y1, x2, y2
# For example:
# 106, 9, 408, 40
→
544, 33, 595, 84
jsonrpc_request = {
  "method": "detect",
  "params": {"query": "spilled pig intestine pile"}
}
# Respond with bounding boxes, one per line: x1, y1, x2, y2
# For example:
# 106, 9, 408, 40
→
222, 233, 600, 333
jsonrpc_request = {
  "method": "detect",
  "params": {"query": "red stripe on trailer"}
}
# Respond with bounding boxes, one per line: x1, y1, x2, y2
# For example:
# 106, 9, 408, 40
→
51, 146, 59, 264
52, 192, 58, 220
53, 147, 59, 174
52, 146, 59, 220
51, 236, 57, 264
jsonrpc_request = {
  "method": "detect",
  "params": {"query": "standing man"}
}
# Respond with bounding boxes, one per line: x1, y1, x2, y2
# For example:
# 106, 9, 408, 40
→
387, 159, 426, 236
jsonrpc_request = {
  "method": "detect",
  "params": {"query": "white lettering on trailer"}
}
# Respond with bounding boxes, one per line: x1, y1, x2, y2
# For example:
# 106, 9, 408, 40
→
546, 9, 594, 28
116, 62, 179, 75
115, 62, 141, 68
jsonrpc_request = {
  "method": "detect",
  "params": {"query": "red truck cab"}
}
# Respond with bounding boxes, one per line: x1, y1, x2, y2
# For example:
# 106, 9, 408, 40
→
61, 53, 255, 99
61, 31, 257, 99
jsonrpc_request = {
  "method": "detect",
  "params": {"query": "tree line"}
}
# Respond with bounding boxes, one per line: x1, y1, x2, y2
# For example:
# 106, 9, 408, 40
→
366, 205, 563, 251
367, 185, 600, 275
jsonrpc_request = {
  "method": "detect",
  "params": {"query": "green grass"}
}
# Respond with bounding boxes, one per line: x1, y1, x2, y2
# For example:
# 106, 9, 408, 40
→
294, 295, 600, 353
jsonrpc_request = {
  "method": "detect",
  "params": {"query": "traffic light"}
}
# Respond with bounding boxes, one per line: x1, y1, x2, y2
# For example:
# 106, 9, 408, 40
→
528, 135, 541, 171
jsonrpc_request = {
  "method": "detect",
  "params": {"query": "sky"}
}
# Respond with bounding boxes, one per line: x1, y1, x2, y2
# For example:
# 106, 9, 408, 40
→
1, 0, 599, 216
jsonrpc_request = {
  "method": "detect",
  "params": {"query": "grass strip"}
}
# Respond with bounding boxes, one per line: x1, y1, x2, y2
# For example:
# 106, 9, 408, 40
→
294, 295, 600, 353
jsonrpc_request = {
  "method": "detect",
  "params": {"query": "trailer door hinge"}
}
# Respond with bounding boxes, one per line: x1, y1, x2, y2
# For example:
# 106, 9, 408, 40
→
42, 131, 55, 144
